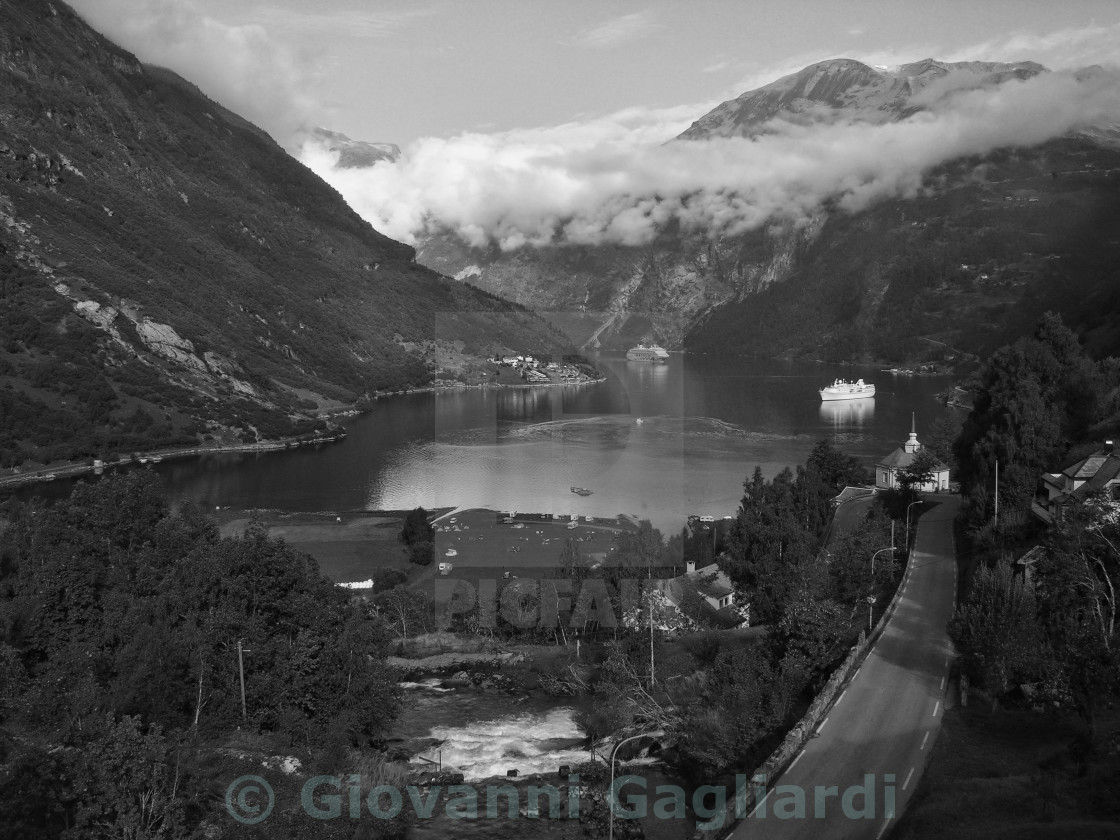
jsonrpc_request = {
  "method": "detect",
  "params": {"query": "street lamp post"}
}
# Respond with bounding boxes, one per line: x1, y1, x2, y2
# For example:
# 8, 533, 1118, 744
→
865, 595, 877, 632
609, 729, 665, 840
871, 547, 894, 577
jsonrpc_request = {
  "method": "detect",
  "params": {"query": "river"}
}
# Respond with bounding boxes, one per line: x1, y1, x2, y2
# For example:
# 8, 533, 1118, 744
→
151, 354, 953, 533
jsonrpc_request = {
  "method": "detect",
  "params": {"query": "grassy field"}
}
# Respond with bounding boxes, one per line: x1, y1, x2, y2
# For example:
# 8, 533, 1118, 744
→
215, 506, 640, 587
431, 507, 633, 569
896, 702, 1120, 839
219, 510, 414, 583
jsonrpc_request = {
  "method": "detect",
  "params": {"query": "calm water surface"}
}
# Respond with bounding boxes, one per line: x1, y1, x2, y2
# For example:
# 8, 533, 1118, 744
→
153, 355, 952, 533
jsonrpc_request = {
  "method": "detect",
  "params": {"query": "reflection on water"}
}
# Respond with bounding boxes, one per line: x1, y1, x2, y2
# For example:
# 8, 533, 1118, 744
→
819, 397, 875, 427
141, 354, 953, 536
367, 415, 807, 529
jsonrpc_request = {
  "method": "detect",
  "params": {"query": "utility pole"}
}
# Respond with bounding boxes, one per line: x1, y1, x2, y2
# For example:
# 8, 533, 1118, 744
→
994, 459, 999, 527
237, 639, 247, 721
648, 559, 655, 687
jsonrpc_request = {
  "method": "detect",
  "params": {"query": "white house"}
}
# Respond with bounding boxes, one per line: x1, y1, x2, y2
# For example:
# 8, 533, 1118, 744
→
875, 416, 950, 492
661, 560, 736, 611
1033, 441, 1120, 524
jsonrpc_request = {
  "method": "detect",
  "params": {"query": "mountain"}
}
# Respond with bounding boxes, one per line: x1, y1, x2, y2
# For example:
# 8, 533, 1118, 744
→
414, 58, 1120, 361
310, 127, 400, 168
0, 0, 566, 468
677, 58, 1046, 139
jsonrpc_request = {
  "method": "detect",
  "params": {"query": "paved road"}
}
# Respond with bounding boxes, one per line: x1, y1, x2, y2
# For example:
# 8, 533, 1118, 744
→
732, 494, 960, 840
825, 494, 877, 550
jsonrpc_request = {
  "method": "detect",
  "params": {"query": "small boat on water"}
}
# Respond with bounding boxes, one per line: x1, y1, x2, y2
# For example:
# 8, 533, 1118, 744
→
819, 378, 876, 401
570, 486, 592, 496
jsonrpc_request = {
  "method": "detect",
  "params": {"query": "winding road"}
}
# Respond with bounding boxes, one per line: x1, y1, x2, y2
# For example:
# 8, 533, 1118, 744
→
731, 494, 960, 839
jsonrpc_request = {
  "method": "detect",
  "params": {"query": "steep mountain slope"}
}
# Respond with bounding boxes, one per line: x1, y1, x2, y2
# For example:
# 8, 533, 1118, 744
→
0, 0, 564, 468
415, 58, 1120, 359
687, 137, 1120, 362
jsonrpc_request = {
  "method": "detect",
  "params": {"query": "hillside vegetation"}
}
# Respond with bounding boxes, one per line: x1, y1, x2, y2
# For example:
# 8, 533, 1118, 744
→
0, 0, 566, 468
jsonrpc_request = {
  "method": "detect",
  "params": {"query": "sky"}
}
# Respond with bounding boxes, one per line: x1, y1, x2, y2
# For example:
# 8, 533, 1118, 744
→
66, 0, 1120, 249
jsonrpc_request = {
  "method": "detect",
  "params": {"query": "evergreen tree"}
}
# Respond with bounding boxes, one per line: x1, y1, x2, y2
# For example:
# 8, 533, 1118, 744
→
955, 312, 1117, 528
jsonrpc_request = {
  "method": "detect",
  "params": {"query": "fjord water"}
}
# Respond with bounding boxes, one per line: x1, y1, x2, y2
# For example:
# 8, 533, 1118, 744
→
157, 355, 952, 533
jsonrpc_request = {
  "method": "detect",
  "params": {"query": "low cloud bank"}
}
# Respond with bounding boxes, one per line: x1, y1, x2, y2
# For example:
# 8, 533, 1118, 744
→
301, 69, 1120, 250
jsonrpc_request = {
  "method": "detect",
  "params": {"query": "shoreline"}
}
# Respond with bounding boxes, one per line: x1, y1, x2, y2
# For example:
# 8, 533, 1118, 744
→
373, 375, 606, 398
0, 432, 346, 492
0, 361, 607, 495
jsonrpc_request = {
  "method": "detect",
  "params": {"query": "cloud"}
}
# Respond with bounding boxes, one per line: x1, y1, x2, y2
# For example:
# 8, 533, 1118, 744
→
300, 69, 1120, 251
701, 57, 733, 74
67, 0, 325, 147
574, 12, 662, 49
940, 23, 1120, 69
258, 6, 440, 38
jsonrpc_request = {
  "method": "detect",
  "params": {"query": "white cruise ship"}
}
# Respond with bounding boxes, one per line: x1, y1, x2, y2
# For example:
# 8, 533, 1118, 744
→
626, 343, 670, 362
819, 378, 876, 401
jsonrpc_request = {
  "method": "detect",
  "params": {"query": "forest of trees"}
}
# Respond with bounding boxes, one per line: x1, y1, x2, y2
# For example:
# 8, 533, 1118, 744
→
954, 312, 1120, 536
949, 313, 1120, 730
0, 473, 402, 839
722, 439, 870, 622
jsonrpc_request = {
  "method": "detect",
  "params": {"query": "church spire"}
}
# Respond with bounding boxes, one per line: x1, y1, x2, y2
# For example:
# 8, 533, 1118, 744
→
904, 413, 921, 454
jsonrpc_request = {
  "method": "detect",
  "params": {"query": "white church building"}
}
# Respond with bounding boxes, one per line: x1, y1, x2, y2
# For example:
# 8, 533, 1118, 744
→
875, 417, 951, 492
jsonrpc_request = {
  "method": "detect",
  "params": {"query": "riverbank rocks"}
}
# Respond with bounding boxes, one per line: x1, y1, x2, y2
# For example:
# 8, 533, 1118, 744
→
406, 769, 464, 786
539, 673, 580, 696
437, 669, 523, 692
385, 737, 443, 763
387, 651, 524, 675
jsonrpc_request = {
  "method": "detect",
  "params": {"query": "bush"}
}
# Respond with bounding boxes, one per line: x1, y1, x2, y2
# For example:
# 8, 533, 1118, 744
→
682, 630, 724, 666
408, 541, 433, 566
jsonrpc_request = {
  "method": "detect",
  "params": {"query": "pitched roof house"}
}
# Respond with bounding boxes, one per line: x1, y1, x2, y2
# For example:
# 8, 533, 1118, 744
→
1033, 441, 1120, 524
656, 560, 744, 627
